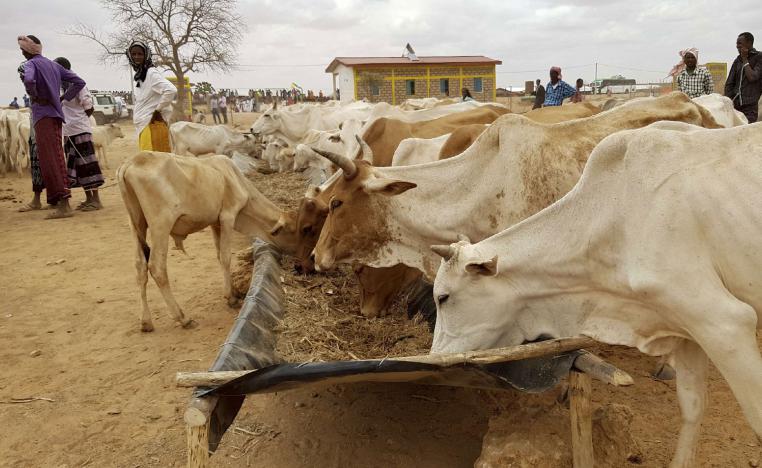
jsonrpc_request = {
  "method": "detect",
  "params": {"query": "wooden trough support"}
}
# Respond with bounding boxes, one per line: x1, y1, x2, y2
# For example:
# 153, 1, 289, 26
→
180, 333, 632, 468
185, 239, 284, 468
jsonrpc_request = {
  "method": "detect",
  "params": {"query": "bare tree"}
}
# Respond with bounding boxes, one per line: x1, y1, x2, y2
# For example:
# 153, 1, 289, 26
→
69, 0, 243, 120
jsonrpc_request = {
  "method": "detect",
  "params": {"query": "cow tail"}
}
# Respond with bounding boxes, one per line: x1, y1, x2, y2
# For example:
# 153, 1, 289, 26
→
117, 160, 150, 261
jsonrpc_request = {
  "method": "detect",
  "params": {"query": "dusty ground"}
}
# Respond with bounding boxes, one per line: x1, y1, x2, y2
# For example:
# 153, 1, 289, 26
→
0, 114, 760, 467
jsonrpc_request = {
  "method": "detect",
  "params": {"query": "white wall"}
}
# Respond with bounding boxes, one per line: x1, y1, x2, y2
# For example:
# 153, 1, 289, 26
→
335, 65, 355, 103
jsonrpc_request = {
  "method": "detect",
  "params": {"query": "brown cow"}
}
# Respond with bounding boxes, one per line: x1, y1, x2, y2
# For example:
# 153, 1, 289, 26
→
118, 151, 298, 331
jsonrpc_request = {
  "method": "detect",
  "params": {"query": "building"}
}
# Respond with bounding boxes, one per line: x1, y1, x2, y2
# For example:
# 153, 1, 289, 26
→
325, 50, 502, 104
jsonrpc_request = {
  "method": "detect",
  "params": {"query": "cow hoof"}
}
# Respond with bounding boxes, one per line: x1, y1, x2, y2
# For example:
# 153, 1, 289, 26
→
652, 363, 676, 381
181, 319, 198, 329
141, 322, 155, 333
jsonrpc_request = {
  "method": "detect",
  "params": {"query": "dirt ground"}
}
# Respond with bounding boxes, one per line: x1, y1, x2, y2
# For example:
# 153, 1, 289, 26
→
1, 113, 760, 467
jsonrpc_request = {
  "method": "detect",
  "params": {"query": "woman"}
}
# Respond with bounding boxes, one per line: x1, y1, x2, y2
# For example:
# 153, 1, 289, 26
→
126, 41, 176, 151
461, 88, 475, 102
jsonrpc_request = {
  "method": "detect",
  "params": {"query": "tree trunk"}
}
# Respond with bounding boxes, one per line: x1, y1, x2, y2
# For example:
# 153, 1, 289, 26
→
173, 71, 187, 123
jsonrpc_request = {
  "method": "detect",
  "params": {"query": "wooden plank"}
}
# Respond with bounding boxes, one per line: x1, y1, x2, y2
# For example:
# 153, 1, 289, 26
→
570, 370, 594, 468
176, 336, 597, 388
187, 423, 210, 468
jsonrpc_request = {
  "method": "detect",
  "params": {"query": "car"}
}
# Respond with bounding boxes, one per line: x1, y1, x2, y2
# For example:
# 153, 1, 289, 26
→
91, 92, 119, 125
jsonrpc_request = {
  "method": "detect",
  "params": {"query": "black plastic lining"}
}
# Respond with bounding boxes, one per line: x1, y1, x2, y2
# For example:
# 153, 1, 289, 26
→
193, 239, 285, 452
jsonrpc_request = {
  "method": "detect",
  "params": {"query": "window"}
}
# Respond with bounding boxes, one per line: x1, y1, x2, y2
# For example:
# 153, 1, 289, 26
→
371, 83, 380, 96
405, 80, 416, 95
474, 77, 483, 93
440, 79, 449, 95
96, 96, 114, 105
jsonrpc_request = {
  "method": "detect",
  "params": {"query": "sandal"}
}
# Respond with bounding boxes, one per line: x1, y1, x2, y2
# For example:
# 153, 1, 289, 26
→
45, 210, 74, 220
18, 203, 43, 212
79, 202, 102, 212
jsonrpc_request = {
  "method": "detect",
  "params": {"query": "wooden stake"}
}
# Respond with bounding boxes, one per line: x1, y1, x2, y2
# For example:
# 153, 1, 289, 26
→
185, 395, 218, 468
570, 370, 594, 468
176, 336, 597, 387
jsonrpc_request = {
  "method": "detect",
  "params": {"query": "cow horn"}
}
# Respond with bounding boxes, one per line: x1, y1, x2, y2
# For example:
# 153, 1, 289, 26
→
354, 135, 374, 162
457, 234, 471, 243
431, 244, 455, 261
311, 148, 357, 179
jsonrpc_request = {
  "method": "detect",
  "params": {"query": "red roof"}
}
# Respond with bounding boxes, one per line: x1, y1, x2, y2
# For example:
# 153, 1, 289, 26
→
325, 56, 502, 73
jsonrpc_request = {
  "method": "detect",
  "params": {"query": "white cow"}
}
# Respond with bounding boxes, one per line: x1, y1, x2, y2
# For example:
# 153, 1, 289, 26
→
390, 134, 451, 166
293, 119, 366, 179
431, 121, 762, 467
170, 121, 258, 157
91, 123, 125, 169
261, 137, 290, 171
17, 115, 30, 169
692, 93, 748, 127
2, 109, 23, 173
250, 101, 374, 144
309, 92, 722, 279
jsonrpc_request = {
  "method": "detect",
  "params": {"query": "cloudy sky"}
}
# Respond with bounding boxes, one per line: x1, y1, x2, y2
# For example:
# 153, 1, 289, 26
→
2, 0, 760, 104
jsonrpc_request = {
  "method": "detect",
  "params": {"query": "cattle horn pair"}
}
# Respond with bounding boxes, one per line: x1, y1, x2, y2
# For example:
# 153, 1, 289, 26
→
354, 135, 373, 161
311, 148, 357, 179
431, 244, 455, 261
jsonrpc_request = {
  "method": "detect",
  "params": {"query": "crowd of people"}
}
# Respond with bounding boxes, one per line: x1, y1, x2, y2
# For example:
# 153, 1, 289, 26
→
528, 32, 760, 124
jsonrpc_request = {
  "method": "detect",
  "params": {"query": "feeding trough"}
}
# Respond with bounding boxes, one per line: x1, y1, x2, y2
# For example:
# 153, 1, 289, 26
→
180, 240, 633, 468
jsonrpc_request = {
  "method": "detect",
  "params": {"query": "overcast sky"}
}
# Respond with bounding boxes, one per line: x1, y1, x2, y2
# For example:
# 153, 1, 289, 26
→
2, 0, 760, 104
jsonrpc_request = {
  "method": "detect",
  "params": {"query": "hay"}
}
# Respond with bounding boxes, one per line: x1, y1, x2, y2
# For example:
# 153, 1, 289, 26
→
233, 171, 432, 363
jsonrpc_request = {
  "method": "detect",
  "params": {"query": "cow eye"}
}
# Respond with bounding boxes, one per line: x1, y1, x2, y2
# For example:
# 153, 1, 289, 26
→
329, 135, 341, 142
330, 199, 343, 210
301, 226, 312, 235
437, 294, 450, 305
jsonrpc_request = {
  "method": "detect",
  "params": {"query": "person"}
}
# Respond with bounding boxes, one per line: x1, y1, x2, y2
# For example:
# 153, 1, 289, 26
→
532, 78, 545, 109
22, 94, 30, 107
210, 94, 221, 124
670, 48, 714, 99
19, 34, 85, 219
16, 61, 46, 213
218, 93, 228, 124
54, 57, 104, 211
126, 40, 176, 151
725, 32, 761, 123
461, 88, 475, 102
570, 78, 585, 103
542, 66, 577, 106
9, 97, 19, 108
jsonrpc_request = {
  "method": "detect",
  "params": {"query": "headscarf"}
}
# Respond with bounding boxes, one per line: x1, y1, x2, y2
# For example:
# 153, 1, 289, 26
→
550, 66, 562, 79
126, 40, 154, 86
17, 35, 42, 55
667, 48, 699, 77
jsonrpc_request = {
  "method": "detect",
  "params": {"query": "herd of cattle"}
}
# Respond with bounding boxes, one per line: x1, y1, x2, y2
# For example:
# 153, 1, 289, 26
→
0, 107, 125, 173
116, 91, 759, 466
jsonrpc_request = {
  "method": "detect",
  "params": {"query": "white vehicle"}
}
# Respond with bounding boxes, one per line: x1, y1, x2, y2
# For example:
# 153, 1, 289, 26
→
91, 92, 119, 125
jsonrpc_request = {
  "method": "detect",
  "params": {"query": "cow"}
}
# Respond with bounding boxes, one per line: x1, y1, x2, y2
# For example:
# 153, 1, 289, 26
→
692, 93, 748, 127
361, 105, 511, 167
364, 100, 493, 125
117, 151, 298, 331
2, 109, 23, 173
262, 137, 290, 171
309, 92, 721, 281
16, 115, 31, 170
192, 109, 206, 124
391, 134, 452, 167
430, 121, 762, 468
250, 100, 374, 144
170, 121, 258, 157
91, 123, 125, 169
521, 101, 601, 123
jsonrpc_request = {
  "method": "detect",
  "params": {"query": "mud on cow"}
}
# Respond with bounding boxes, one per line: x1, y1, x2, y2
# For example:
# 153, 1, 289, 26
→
117, 152, 297, 331
431, 121, 762, 468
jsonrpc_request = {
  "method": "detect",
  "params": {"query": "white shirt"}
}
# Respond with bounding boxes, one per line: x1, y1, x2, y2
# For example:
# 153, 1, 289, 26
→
62, 86, 93, 137
132, 67, 177, 135
218, 95, 227, 108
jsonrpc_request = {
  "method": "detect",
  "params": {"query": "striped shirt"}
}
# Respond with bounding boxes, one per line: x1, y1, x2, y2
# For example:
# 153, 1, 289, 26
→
543, 80, 577, 106
677, 67, 714, 98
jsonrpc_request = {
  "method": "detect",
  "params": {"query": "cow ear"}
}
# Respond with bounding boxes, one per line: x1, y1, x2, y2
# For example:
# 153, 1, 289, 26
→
363, 178, 417, 196
465, 256, 499, 277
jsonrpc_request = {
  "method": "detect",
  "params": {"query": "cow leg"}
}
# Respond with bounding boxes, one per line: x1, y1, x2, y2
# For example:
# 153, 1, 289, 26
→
147, 230, 194, 328
134, 239, 153, 332
668, 340, 708, 468
214, 217, 236, 307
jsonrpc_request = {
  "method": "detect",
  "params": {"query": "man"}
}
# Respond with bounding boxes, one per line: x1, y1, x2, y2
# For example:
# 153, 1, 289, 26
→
9, 97, 20, 109
210, 94, 220, 124
218, 93, 228, 124
543, 66, 577, 106
54, 57, 104, 211
23, 94, 30, 107
725, 32, 761, 123
570, 78, 585, 103
19, 34, 85, 219
532, 78, 545, 109
670, 48, 714, 98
